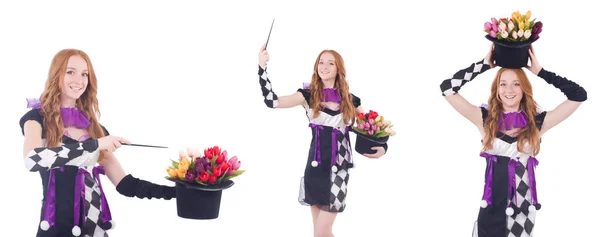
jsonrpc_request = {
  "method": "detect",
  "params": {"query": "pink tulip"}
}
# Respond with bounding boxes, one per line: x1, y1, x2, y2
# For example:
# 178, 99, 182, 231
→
484, 22, 492, 31
358, 123, 364, 130
222, 150, 229, 162
368, 119, 375, 125
372, 125, 378, 131
489, 31, 497, 38
364, 123, 370, 129
368, 130, 374, 135
227, 156, 241, 176
491, 18, 498, 25
492, 24, 498, 32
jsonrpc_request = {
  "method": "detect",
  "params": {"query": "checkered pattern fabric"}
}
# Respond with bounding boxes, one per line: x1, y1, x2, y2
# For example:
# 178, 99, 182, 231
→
440, 59, 491, 96
83, 175, 109, 237
335, 129, 351, 166
507, 158, 536, 237
258, 65, 279, 108
24, 140, 100, 172
326, 158, 350, 212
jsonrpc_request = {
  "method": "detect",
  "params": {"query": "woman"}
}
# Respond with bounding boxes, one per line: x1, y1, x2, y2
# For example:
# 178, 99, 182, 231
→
20, 49, 176, 237
439, 44, 587, 237
257, 45, 387, 237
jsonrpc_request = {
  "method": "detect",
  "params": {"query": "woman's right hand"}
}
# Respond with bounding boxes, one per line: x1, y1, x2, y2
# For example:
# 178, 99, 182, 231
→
485, 43, 496, 68
98, 135, 131, 152
258, 44, 269, 69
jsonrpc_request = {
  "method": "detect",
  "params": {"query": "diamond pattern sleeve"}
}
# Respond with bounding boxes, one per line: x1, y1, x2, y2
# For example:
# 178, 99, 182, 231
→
439, 58, 491, 96
258, 65, 279, 108
24, 139, 100, 172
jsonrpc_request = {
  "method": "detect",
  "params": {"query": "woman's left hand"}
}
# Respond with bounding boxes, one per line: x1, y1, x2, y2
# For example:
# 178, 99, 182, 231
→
525, 45, 542, 75
363, 146, 385, 158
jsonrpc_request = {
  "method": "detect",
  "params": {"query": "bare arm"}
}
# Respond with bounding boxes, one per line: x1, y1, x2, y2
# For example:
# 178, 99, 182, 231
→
525, 47, 587, 135
98, 150, 127, 186
440, 44, 494, 132
444, 94, 484, 130
257, 45, 306, 109
258, 65, 305, 109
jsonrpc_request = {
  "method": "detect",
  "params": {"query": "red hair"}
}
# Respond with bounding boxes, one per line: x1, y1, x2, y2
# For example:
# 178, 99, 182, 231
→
308, 50, 356, 125
483, 68, 541, 155
39, 49, 105, 148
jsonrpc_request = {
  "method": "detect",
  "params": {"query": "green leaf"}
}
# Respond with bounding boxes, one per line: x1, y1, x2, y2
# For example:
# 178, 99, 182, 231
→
190, 160, 196, 171
210, 155, 217, 167
223, 170, 245, 181
171, 160, 179, 169
217, 168, 230, 183
196, 180, 207, 186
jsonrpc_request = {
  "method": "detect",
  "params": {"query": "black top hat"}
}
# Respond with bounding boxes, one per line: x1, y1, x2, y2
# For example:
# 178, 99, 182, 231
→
167, 178, 234, 219
486, 35, 538, 69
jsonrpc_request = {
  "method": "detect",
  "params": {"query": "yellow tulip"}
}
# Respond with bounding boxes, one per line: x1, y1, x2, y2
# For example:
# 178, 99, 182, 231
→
167, 168, 178, 178
180, 157, 190, 166
526, 10, 531, 20
519, 22, 525, 30
379, 116, 385, 122
177, 169, 186, 180
525, 21, 530, 28
178, 163, 189, 173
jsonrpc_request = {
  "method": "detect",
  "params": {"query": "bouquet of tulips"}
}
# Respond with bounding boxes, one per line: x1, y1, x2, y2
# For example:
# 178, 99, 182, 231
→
353, 110, 395, 138
484, 10, 543, 42
166, 146, 244, 186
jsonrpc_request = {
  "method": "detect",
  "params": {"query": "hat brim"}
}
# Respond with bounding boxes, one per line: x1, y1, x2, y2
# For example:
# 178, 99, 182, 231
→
351, 129, 390, 144
485, 35, 539, 48
166, 178, 234, 191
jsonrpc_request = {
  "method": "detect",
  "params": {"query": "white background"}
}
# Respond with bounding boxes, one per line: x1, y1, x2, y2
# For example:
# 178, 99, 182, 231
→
0, 0, 598, 236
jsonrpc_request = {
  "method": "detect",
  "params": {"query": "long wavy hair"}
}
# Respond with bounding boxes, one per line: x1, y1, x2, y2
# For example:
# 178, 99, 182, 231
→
39, 49, 106, 148
308, 50, 356, 125
483, 68, 541, 155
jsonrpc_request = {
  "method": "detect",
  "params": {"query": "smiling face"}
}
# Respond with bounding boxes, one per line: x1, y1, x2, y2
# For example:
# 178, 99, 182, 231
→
497, 69, 523, 112
317, 52, 338, 82
60, 55, 89, 105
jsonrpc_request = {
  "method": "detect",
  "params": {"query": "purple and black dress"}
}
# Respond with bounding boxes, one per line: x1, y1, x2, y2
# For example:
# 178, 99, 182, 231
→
296, 83, 362, 213
440, 58, 586, 237
473, 105, 546, 237
20, 98, 175, 237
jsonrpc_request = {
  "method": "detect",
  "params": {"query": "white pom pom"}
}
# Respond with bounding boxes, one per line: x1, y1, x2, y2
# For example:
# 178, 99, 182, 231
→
40, 220, 50, 231
529, 205, 536, 213
505, 207, 514, 216
109, 220, 116, 229
311, 161, 318, 167
480, 200, 488, 208
331, 166, 338, 172
72, 226, 81, 236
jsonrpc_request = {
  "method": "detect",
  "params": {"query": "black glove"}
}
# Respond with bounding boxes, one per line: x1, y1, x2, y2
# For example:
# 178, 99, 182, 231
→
538, 68, 587, 102
116, 174, 176, 200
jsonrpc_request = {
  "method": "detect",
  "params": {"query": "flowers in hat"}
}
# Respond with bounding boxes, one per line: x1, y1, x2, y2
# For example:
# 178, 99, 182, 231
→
484, 10, 543, 41
353, 110, 395, 138
166, 146, 244, 185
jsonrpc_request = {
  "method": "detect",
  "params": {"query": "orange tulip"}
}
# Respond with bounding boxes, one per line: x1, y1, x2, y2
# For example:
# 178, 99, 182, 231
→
167, 168, 178, 178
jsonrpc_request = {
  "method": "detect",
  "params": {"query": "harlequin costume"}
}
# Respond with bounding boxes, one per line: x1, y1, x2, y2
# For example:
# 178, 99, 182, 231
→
20, 98, 176, 237
439, 59, 587, 237
258, 66, 388, 212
